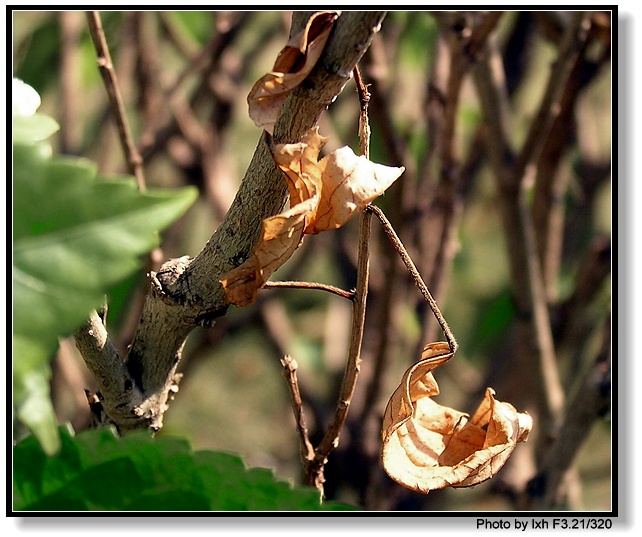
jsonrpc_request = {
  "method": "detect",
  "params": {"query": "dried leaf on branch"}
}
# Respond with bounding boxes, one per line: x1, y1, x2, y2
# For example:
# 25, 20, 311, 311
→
221, 128, 404, 306
381, 342, 533, 493
220, 196, 316, 307
272, 128, 405, 234
248, 11, 340, 134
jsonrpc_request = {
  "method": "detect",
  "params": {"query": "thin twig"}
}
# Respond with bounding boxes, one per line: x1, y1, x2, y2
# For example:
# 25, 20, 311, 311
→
353, 65, 371, 159
283, 67, 373, 494
264, 280, 355, 300
86, 10, 163, 349
362, 39, 413, 174
305, 209, 372, 493
163, 14, 240, 99
367, 204, 458, 354
280, 355, 316, 484
418, 12, 470, 345
284, 61, 376, 480
555, 237, 611, 370
441, 22, 466, 173
86, 11, 146, 191
518, 183, 564, 420
531, 14, 604, 303
138, 12, 251, 160
133, 12, 161, 128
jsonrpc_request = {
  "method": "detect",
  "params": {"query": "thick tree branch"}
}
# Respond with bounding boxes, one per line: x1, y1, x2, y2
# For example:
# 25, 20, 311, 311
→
96, 11, 386, 433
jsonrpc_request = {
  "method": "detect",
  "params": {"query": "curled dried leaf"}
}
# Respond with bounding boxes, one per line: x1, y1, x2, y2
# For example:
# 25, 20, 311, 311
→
273, 128, 405, 234
220, 128, 404, 307
248, 11, 340, 134
312, 146, 405, 234
381, 342, 533, 494
272, 128, 326, 209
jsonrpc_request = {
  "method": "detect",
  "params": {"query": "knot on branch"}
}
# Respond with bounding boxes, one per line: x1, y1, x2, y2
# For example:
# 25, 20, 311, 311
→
150, 255, 193, 304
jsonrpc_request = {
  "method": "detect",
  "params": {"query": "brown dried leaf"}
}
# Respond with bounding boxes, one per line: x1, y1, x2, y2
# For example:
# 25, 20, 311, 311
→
220, 196, 316, 307
273, 128, 405, 234
248, 11, 340, 134
272, 128, 326, 209
220, 128, 404, 307
381, 342, 533, 493
312, 146, 405, 234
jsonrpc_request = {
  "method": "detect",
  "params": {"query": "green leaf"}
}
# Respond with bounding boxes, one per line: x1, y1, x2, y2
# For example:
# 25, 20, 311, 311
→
12, 140, 197, 454
13, 114, 60, 145
12, 78, 60, 144
12, 338, 60, 456
13, 428, 358, 512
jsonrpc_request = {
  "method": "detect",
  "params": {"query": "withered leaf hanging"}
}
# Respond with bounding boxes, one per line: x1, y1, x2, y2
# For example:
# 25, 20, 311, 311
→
381, 342, 533, 493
